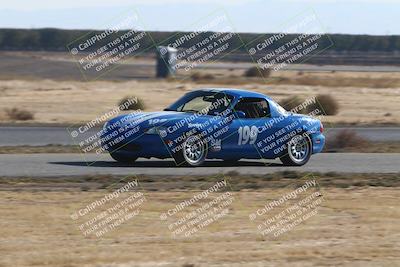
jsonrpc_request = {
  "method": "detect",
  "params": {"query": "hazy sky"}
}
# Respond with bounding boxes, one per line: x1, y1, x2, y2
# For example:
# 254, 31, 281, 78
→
0, 0, 399, 35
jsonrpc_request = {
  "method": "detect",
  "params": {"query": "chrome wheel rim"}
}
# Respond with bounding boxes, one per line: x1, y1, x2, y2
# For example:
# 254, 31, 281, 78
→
183, 136, 205, 165
288, 135, 310, 163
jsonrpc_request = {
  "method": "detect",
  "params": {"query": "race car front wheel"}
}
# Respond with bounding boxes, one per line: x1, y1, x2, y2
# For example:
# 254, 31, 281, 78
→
280, 134, 311, 166
110, 152, 138, 164
177, 135, 208, 167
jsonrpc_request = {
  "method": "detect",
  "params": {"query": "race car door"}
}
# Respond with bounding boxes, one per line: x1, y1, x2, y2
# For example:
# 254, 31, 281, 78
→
220, 97, 282, 159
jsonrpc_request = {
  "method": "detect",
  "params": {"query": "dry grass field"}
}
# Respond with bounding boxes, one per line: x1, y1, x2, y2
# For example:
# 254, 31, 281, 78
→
0, 78, 399, 126
0, 51, 399, 126
0, 174, 399, 267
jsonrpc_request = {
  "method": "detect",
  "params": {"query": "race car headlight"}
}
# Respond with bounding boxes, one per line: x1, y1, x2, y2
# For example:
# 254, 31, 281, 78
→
145, 126, 167, 137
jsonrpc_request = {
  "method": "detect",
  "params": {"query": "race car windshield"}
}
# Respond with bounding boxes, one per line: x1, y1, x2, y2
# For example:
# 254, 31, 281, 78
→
165, 91, 234, 115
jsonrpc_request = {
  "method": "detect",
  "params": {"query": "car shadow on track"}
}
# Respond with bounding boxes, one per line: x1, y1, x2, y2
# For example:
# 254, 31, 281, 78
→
49, 160, 284, 168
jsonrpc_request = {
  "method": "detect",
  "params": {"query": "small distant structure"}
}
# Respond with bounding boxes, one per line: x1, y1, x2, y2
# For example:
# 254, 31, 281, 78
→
156, 46, 178, 78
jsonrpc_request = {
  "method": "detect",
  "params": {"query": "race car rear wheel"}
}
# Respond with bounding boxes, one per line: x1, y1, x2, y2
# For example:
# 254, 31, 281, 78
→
179, 135, 208, 166
280, 134, 311, 166
110, 153, 138, 164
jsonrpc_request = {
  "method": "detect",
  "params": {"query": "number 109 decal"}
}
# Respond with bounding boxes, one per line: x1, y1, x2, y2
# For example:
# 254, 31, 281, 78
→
238, 126, 258, 145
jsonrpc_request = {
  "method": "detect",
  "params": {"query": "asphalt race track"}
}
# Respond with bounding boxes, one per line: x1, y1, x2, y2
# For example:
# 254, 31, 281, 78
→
0, 153, 399, 177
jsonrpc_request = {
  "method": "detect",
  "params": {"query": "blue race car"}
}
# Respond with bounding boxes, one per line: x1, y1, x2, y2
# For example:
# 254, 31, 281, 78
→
101, 88, 325, 166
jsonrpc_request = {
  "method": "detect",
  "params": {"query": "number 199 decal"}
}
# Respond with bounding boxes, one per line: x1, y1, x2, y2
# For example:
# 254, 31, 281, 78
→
238, 126, 258, 145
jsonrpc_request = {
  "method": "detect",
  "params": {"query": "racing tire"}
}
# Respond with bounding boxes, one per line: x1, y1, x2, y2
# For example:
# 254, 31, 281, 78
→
175, 135, 208, 167
280, 134, 312, 166
110, 153, 138, 164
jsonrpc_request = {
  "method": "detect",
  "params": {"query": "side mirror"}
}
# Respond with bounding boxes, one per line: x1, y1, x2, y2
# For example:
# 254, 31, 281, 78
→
234, 111, 246, 119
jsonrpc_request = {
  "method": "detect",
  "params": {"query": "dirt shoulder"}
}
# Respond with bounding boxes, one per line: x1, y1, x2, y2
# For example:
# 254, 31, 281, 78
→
1, 172, 399, 190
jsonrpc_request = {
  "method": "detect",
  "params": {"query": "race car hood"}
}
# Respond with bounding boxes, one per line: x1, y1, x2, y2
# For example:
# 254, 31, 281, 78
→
105, 111, 209, 130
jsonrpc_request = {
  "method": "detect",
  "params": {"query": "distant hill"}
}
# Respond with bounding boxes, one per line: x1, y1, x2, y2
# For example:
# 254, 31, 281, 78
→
1, 28, 399, 52
1, 28, 399, 65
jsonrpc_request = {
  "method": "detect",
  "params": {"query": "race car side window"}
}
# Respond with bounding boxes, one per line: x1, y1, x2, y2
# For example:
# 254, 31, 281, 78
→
234, 98, 271, 119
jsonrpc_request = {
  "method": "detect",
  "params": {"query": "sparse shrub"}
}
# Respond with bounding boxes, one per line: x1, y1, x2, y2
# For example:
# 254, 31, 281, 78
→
308, 94, 339, 115
5, 108, 34, 121
278, 96, 308, 114
244, 66, 271, 78
80, 186, 90, 191
279, 171, 302, 179
190, 72, 215, 81
190, 72, 202, 81
118, 96, 145, 111
225, 170, 239, 177
325, 171, 338, 177
202, 73, 215, 80
325, 130, 368, 152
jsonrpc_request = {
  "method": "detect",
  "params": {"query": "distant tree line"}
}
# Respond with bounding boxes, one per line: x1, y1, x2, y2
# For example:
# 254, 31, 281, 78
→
0, 28, 399, 53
